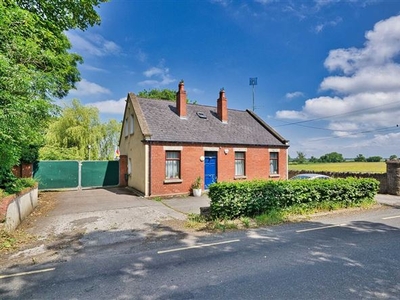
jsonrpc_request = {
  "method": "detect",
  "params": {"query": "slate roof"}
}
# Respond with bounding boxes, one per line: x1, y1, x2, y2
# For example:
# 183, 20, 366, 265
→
131, 94, 288, 147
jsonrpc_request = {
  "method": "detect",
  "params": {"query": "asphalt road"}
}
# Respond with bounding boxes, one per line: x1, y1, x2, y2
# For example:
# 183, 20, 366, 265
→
1, 207, 400, 299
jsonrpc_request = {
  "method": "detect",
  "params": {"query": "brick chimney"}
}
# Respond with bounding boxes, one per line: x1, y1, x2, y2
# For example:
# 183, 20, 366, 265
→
217, 88, 228, 123
176, 80, 187, 119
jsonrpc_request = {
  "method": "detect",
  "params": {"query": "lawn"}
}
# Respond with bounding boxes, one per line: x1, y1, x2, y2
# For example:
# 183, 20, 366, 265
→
289, 162, 386, 173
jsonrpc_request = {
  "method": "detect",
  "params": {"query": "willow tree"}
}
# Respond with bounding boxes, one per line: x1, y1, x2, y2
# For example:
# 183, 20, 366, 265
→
40, 99, 121, 160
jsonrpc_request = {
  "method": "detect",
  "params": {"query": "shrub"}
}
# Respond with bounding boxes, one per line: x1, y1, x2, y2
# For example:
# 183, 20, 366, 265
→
209, 178, 379, 219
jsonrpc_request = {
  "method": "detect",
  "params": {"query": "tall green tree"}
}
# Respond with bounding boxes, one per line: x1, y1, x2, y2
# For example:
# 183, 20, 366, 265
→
99, 119, 122, 160
0, 0, 106, 186
295, 151, 306, 164
40, 99, 120, 160
354, 154, 366, 162
138, 88, 197, 103
319, 152, 345, 163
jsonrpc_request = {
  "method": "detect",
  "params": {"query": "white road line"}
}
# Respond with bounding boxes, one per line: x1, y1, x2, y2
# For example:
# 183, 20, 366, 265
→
0, 267, 55, 279
296, 224, 347, 233
382, 215, 400, 220
157, 239, 240, 254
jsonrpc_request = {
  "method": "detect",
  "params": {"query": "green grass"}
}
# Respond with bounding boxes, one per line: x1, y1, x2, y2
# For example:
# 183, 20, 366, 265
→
289, 162, 385, 173
185, 198, 378, 232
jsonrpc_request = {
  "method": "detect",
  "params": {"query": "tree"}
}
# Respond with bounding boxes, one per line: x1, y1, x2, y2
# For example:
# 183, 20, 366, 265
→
309, 156, 319, 163
389, 154, 398, 160
0, 0, 106, 187
366, 156, 382, 162
319, 152, 345, 163
295, 151, 306, 164
137, 88, 196, 103
40, 99, 120, 160
99, 119, 122, 160
354, 154, 366, 162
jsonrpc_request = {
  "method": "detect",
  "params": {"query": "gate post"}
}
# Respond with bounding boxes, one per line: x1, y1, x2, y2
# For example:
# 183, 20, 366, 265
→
386, 160, 400, 195
119, 155, 128, 187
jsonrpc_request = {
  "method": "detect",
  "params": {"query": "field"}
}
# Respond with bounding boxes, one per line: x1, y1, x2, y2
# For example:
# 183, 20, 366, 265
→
288, 162, 386, 174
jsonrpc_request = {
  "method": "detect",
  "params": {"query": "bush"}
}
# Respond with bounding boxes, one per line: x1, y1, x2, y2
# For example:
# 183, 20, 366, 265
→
208, 178, 379, 219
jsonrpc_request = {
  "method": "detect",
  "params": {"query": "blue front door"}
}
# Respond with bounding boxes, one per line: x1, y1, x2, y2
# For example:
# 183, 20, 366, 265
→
204, 151, 217, 189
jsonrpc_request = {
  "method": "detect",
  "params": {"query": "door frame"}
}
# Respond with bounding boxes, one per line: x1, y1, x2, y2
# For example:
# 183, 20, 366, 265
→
204, 151, 218, 189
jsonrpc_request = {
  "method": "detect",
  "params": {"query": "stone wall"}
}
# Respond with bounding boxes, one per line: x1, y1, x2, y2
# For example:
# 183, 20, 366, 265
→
386, 160, 400, 195
0, 185, 38, 232
288, 170, 387, 194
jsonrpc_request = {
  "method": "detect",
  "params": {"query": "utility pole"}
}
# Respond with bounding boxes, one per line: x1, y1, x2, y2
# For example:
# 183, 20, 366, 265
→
249, 77, 257, 111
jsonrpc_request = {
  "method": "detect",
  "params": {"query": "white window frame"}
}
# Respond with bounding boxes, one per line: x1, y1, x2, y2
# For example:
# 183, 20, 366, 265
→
235, 152, 246, 176
129, 114, 134, 135
270, 152, 279, 174
165, 151, 181, 179
124, 117, 129, 137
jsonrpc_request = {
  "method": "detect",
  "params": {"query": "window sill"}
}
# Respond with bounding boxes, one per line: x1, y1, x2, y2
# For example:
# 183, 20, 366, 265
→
269, 174, 280, 178
164, 179, 183, 184
234, 175, 247, 180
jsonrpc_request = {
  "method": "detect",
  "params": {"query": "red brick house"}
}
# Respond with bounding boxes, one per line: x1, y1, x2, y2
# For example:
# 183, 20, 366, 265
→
119, 81, 289, 197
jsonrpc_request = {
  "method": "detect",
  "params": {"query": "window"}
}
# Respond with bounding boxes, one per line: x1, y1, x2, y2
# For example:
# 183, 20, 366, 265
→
270, 152, 278, 174
235, 152, 245, 176
124, 118, 129, 137
165, 151, 180, 179
129, 114, 134, 134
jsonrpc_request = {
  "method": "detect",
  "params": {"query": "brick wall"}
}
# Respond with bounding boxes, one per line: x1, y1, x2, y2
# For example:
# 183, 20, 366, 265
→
119, 155, 128, 187
149, 143, 288, 197
12, 163, 33, 178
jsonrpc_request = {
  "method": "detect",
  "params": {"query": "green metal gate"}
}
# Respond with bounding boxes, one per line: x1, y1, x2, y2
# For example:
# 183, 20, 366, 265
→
81, 161, 119, 188
33, 160, 119, 190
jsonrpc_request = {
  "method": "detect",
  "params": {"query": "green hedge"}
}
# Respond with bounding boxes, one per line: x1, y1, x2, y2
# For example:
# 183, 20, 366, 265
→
208, 178, 379, 219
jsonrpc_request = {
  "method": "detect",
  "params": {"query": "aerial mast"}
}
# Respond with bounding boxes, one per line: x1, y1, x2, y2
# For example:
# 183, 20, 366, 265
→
249, 77, 258, 111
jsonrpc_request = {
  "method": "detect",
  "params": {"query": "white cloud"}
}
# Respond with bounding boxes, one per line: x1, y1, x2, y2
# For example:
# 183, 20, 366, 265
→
286, 91, 304, 99
276, 15, 400, 156
314, 17, 342, 33
209, 0, 231, 7
69, 79, 111, 96
86, 97, 126, 114
138, 67, 176, 87
320, 65, 400, 94
277, 16, 400, 127
66, 31, 121, 57
276, 110, 308, 120
324, 15, 400, 74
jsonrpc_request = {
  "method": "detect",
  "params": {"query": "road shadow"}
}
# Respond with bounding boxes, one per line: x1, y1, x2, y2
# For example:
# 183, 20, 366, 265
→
0, 218, 399, 299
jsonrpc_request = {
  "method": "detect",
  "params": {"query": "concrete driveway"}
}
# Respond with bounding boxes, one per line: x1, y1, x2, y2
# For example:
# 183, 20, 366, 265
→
26, 187, 209, 242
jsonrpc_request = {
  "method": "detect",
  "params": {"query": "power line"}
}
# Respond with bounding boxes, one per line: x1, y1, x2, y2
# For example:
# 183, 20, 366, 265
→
274, 99, 400, 128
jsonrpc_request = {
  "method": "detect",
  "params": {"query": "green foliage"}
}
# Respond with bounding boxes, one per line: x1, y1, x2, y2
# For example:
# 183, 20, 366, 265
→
208, 178, 379, 219
137, 88, 196, 103
366, 156, 382, 162
39, 99, 121, 160
319, 152, 345, 163
191, 176, 202, 189
354, 154, 366, 162
254, 209, 285, 226
138, 89, 177, 101
295, 151, 306, 164
389, 154, 398, 160
16, 0, 107, 31
0, 0, 105, 173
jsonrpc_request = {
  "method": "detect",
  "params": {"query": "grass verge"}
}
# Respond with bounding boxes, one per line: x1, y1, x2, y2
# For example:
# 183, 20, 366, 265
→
185, 198, 378, 232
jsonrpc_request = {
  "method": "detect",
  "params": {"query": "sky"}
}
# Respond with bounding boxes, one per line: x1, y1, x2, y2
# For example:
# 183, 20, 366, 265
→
65, 0, 400, 159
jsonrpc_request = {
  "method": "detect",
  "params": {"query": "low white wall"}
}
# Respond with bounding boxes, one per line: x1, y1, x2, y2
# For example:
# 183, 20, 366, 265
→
4, 187, 38, 232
